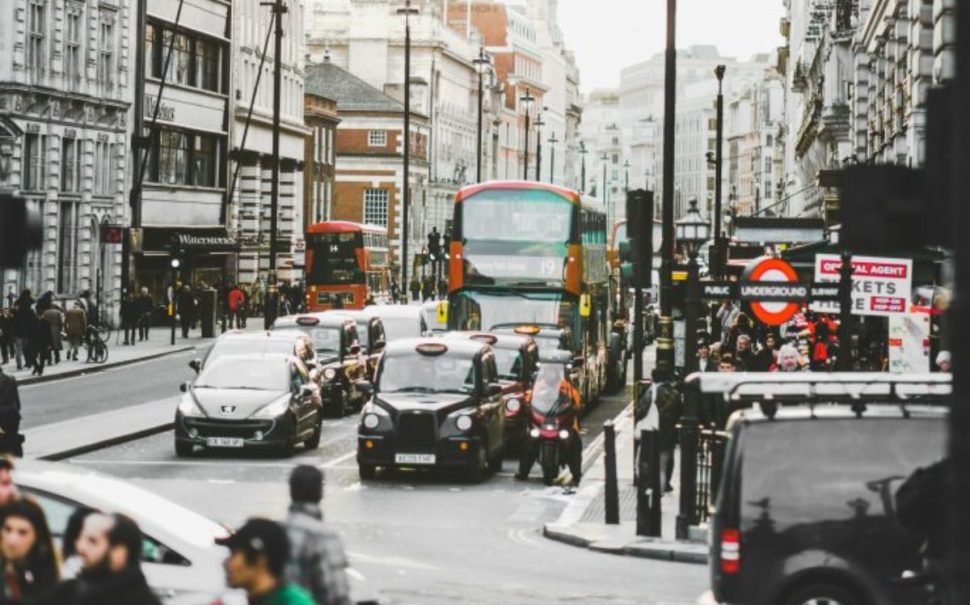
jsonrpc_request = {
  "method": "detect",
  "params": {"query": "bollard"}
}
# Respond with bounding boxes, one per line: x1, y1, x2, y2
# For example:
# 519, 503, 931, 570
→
603, 420, 620, 525
637, 429, 662, 537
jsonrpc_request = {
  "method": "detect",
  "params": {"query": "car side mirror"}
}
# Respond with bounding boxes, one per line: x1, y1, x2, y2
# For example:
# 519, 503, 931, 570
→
356, 380, 374, 396
188, 359, 201, 373
373, 339, 386, 351
486, 383, 503, 397
179, 382, 188, 393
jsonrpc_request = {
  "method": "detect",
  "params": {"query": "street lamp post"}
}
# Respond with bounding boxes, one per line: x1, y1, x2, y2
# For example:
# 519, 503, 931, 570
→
170, 257, 180, 346
624, 159, 630, 192
658, 0, 678, 369
601, 152, 610, 224
674, 198, 709, 540
520, 90, 535, 180
474, 47, 491, 183
548, 133, 559, 184
397, 0, 419, 298
714, 64, 726, 278
579, 141, 587, 192
262, 0, 288, 329
534, 113, 545, 181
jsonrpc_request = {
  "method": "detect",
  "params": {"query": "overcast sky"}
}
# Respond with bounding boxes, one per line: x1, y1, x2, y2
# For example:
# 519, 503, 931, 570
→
555, 0, 785, 92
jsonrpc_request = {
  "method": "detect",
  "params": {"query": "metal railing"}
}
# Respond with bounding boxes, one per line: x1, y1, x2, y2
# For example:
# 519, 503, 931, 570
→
677, 422, 728, 538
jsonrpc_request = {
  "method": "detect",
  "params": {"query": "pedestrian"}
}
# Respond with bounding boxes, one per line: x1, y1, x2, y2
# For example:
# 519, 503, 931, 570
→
718, 353, 740, 372
12, 291, 34, 371
177, 285, 196, 339
217, 518, 316, 605
40, 305, 63, 365
249, 277, 265, 316
0, 498, 60, 599
650, 362, 682, 493
120, 291, 137, 346
78, 290, 97, 328
735, 334, 757, 373
0, 311, 13, 366
389, 278, 399, 304
64, 302, 86, 362
34, 292, 53, 315
752, 333, 778, 371
936, 350, 951, 373
771, 344, 803, 372
137, 287, 153, 342
59, 507, 97, 580
227, 284, 246, 330
282, 466, 351, 605
27, 312, 52, 377
688, 339, 715, 373
0, 365, 23, 457
421, 277, 433, 302
724, 311, 754, 353
409, 278, 420, 303
42, 513, 162, 605
0, 458, 17, 507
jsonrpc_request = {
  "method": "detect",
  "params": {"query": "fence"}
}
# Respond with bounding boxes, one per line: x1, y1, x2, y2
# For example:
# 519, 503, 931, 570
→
677, 423, 729, 538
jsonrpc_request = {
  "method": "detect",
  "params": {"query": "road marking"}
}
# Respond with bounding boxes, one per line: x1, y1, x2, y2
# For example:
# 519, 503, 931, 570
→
68, 459, 302, 468
319, 450, 356, 469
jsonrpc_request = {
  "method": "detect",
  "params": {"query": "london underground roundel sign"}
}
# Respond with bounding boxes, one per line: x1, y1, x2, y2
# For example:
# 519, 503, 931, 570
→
742, 256, 800, 326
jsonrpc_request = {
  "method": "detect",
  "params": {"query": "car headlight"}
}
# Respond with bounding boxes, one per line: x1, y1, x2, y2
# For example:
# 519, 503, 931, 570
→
323, 367, 337, 381
559, 429, 570, 440
455, 415, 473, 432
178, 396, 205, 418
253, 396, 291, 419
529, 427, 540, 439
362, 413, 380, 429
506, 398, 522, 413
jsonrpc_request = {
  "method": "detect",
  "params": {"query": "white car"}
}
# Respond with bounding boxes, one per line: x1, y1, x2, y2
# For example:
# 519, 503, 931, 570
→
14, 460, 379, 604
363, 304, 429, 343
14, 459, 241, 605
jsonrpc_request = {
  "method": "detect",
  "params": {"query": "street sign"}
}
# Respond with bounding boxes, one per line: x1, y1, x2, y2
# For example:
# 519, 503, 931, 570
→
741, 256, 800, 326
100, 224, 124, 245
813, 254, 913, 316
701, 281, 737, 299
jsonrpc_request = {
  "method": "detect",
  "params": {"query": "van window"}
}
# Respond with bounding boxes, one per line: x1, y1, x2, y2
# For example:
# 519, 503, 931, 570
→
740, 418, 944, 530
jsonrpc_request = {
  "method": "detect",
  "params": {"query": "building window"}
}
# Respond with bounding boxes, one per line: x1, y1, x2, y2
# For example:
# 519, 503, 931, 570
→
147, 128, 221, 187
65, 6, 83, 88
61, 137, 80, 193
23, 133, 45, 191
163, 31, 192, 86
368, 131, 387, 147
57, 202, 77, 294
98, 16, 115, 89
148, 22, 223, 93
94, 141, 114, 196
145, 23, 157, 78
27, 1, 45, 77
363, 189, 389, 227
195, 38, 220, 92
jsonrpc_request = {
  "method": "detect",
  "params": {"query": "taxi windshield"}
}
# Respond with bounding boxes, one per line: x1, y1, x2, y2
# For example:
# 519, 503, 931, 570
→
531, 364, 572, 416
493, 348, 523, 381
274, 325, 341, 360
378, 354, 476, 395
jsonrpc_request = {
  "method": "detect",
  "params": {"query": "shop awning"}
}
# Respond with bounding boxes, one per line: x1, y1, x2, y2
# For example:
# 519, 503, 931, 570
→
140, 227, 240, 254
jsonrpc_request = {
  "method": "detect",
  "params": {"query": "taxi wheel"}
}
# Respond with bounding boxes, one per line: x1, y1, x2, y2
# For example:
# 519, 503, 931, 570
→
467, 441, 488, 484
359, 464, 376, 480
305, 421, 322, 450
488, 447, 503, 473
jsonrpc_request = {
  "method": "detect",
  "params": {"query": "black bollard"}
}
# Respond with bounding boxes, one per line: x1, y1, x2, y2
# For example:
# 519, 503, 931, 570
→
637, 429, 662, 537
603, 420, 620, 524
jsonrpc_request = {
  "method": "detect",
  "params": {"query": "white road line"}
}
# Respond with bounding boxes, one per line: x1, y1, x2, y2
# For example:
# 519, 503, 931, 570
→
68, 459, 301, 468
319, 450, 356, 469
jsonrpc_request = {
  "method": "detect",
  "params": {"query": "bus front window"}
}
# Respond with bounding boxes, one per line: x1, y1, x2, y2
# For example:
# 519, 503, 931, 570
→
452, 290, 579, 349
307, 232, 365, 285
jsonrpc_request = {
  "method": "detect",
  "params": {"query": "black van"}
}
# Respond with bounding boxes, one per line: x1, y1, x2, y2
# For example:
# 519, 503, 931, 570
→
698, 373, 949, 605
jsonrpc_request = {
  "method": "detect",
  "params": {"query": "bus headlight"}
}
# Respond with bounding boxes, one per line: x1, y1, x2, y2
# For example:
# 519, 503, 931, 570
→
455, 415, 473, 432
506, 398, 522, 413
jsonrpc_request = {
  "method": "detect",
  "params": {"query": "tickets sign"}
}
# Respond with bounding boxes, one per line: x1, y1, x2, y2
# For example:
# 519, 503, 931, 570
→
813, 254, 913, 317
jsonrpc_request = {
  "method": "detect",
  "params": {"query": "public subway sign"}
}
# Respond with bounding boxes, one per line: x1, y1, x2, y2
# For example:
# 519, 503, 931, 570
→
813, 254, 913, 317
741, 256, 801, 326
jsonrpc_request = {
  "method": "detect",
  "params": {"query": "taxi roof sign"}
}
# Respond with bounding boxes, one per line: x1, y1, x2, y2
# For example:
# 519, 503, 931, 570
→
296, 316, 321, 326
513, 325, 541, 335
415, 342, 448, 356
469, 333, 498, 345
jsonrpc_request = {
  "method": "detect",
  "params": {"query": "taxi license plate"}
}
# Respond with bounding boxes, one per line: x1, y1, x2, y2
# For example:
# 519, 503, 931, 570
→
206, 437, 244, 448
394, 453, 436, 465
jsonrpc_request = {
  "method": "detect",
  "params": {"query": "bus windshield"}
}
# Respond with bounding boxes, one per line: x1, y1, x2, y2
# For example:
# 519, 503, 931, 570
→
307, 232, 364, 285
451, 290, 578, 350
460, 189, 574, 286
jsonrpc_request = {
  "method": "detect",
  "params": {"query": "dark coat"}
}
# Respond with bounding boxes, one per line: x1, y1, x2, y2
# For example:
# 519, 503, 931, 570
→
23, 568, 163, 605
176, 289, 196, 316
27, 317, 52, 355
12, 298, 34, 338
655, 382, 683, 452
0, 370, 22, 456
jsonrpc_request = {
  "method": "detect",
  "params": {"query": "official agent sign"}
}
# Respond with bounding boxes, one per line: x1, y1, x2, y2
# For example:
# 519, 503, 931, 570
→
813, 254, 913, 317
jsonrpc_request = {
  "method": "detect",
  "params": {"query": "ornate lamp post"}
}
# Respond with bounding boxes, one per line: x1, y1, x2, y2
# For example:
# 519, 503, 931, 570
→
548, 132, 559, 183
534, 113, 546, 181
473, 47, 491, 183
579, 141, 587, 192
624, 159, 630, 192
519, 90, 535, 180
397, 0, 420, 295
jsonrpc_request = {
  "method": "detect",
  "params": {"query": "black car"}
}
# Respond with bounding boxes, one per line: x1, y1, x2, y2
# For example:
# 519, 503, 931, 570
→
356, 338, 506, 482
272, 313, 370, 416
175, 354, 323, 457
702, 373, 948, 605
327, 309, 388, 379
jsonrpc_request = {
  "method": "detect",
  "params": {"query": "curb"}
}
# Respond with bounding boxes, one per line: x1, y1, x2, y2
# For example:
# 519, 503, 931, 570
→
542, 524, 709, 565
16, 346, 194, 386
39, 421, 174, 462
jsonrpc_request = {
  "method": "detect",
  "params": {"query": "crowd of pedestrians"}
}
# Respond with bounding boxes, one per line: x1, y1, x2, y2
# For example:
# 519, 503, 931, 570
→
0, 458, 352, 605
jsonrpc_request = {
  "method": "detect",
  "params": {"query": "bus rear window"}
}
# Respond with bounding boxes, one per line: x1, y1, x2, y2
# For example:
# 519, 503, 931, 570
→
308, 233, 364, 285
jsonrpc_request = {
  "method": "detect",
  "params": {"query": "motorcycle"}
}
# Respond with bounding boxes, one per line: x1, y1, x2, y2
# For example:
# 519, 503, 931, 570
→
527, 376, 581, 486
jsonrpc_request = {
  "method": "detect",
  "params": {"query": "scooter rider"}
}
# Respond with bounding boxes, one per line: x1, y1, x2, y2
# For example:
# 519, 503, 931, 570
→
515, 367, 583, 485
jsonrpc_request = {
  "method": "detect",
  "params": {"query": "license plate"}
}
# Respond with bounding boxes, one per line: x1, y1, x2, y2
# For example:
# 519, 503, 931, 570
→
206, 437, 244, 448
394, 453, 436, 465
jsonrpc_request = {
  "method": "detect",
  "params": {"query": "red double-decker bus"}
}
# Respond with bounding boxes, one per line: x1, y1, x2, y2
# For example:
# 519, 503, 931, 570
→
304, 221, 390, 311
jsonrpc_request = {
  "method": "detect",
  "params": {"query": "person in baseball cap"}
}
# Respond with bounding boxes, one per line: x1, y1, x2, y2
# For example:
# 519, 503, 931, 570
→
217, 518, 315, 605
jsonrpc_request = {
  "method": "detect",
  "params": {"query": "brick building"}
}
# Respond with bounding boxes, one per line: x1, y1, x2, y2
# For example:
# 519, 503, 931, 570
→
304, 59, 429, 274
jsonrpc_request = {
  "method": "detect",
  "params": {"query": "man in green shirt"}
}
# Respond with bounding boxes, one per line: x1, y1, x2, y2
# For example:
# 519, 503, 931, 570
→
218, 518, 317, 605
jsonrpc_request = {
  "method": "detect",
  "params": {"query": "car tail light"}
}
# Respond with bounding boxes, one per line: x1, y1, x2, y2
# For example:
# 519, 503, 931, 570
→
720, 528, 740, 574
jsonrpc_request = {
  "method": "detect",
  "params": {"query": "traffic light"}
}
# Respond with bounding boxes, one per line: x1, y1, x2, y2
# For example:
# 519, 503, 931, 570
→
0, 194, 42, 268
625, 189, 654, 288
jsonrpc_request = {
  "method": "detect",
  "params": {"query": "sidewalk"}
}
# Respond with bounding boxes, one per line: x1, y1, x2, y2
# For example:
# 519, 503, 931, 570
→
3, 322, 263, 386
543, 399, 710, 565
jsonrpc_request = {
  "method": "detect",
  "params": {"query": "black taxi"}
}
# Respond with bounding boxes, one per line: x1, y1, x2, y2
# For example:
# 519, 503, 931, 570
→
442, 331, 539, 455
271, 313, 368, 416
356, 338, 506, 482
328, 309, 387, 379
